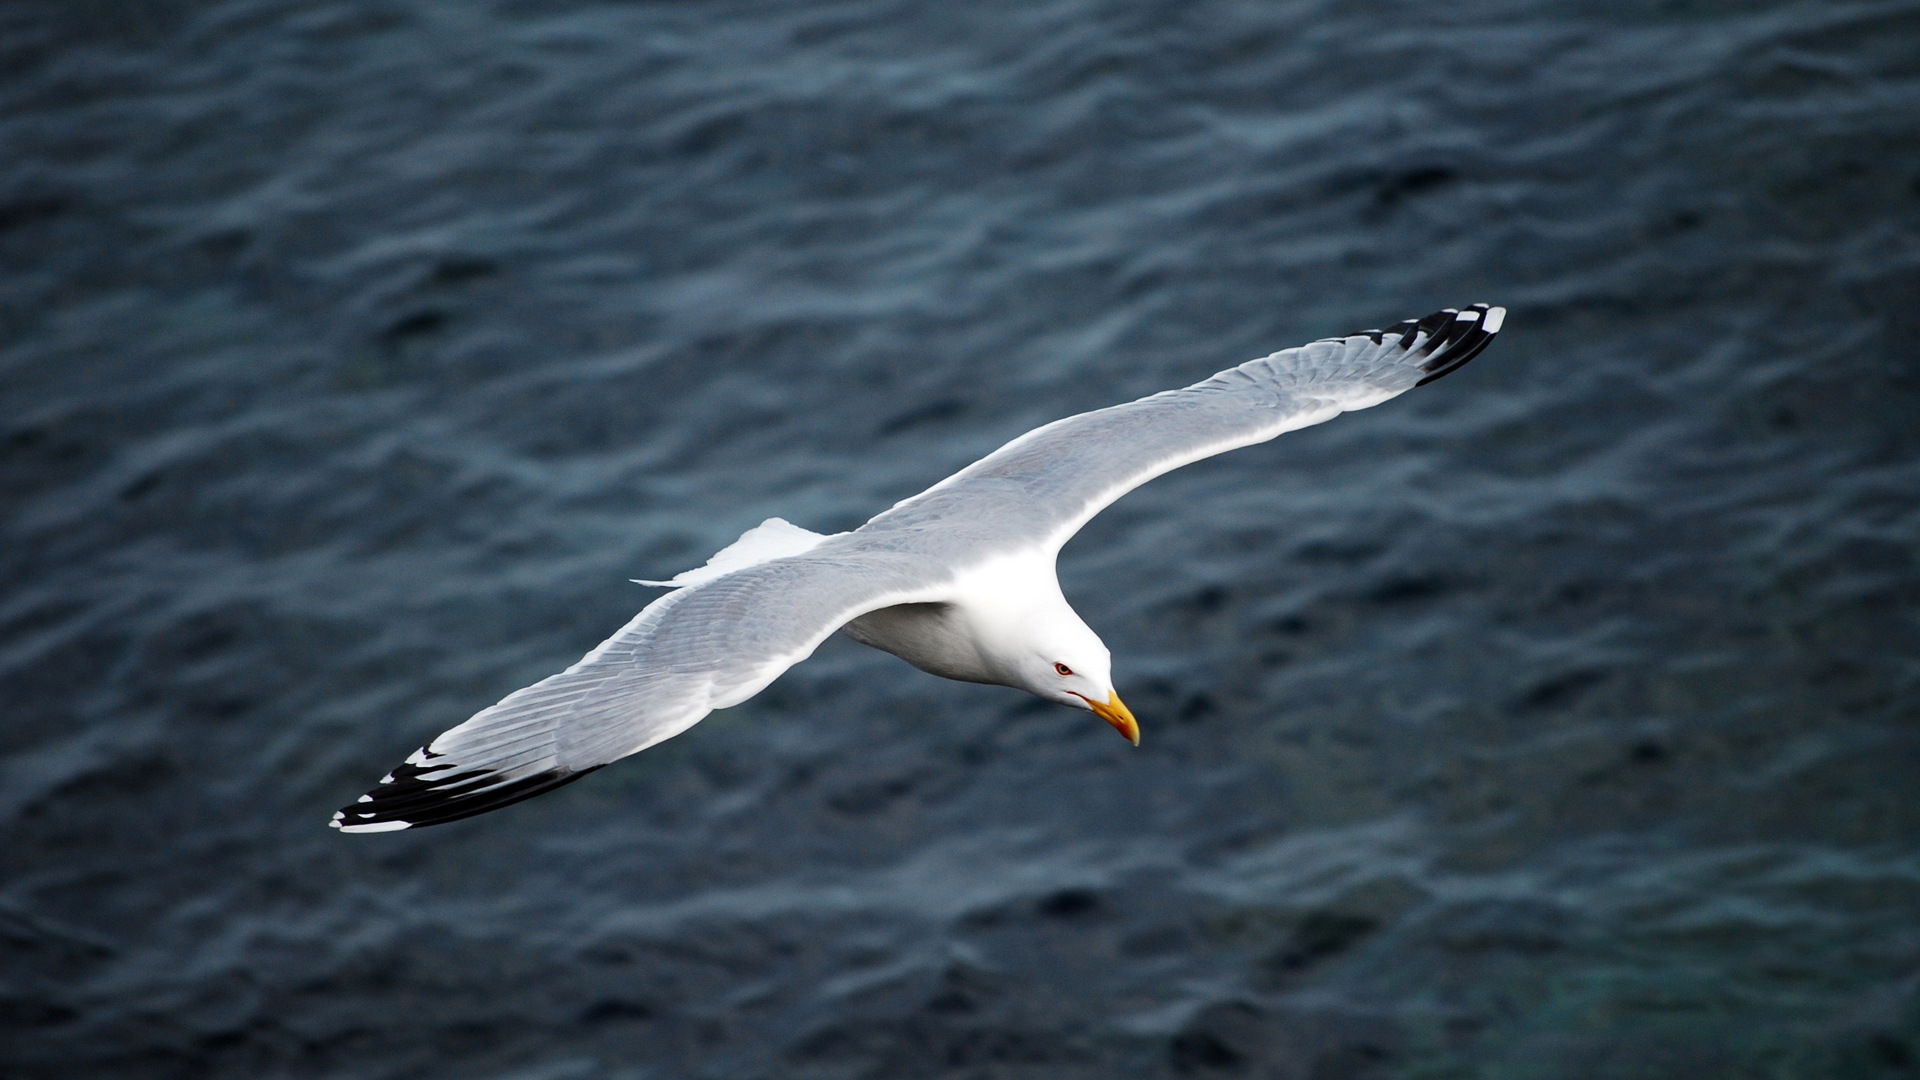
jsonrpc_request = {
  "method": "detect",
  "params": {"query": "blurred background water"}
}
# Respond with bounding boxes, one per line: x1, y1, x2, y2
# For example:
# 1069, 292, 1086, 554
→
3, 1, 1918, 1077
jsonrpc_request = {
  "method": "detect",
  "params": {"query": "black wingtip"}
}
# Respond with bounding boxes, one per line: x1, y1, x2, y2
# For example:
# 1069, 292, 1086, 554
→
1339, 304, 1502, 385
330, 750, 604, 833
1406, 303, 1503, 386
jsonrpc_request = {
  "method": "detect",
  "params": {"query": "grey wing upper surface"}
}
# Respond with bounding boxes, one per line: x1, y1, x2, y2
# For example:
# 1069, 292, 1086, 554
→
863, 304, 1503, 555
333, 303, 1500, 832
331, 547, 950, 831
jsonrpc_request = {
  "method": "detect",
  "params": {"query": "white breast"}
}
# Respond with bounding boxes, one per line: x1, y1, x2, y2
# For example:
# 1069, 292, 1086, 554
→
840, 545, 1066, 688
841, 602, 1003, 684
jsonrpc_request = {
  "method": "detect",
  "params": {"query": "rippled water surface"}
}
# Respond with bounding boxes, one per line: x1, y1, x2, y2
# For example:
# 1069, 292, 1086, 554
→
4, 1, 1919, 1077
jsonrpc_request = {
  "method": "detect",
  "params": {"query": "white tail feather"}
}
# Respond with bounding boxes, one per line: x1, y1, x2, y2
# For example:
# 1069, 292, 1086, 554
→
633, 517, 832, 588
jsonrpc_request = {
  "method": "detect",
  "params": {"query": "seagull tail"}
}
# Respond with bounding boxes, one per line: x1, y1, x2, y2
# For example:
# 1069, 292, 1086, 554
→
633, 517, 831, 588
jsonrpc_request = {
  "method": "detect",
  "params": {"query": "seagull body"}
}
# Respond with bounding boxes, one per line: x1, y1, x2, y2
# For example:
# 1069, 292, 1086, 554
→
334, 304, 1504, 833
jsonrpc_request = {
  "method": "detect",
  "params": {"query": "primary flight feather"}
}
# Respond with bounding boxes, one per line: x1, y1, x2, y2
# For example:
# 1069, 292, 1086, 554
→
332, 303, 1504, 832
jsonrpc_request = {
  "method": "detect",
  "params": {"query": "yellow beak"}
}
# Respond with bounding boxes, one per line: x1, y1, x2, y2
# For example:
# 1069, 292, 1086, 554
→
1087, 690, 1140, 746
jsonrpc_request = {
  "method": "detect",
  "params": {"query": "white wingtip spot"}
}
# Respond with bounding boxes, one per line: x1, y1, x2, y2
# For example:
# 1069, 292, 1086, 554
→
357, 794, 373, 803
1454, 309, 1478, 321
1483, 307, 1506, 333
338, 819, 412, 834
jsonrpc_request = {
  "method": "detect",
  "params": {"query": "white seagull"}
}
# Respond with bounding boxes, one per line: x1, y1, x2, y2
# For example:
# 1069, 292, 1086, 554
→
333, 304, 1504, 832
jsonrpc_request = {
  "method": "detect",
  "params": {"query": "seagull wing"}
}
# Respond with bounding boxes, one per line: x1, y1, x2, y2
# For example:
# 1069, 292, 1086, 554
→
864, 304, 1502, 554
331, 549, 949, 832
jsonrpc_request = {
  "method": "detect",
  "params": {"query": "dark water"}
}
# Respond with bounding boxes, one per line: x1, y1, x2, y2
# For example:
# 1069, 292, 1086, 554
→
4, 0, 1919, 1076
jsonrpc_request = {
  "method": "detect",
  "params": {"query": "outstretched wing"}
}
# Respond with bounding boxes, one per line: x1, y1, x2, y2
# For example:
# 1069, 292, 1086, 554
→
331, 546, 948, 832
864, 304, 1503, 553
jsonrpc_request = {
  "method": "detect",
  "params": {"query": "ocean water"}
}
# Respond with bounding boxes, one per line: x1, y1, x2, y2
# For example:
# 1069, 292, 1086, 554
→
3, 0, 1918, 1077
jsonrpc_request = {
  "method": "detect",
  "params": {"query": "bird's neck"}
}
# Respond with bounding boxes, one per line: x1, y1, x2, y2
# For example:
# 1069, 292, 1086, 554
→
948, 548, 1083, 682
842, 547, 1088, 691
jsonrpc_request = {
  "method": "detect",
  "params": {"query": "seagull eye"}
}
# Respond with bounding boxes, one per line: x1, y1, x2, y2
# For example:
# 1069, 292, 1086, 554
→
1054, 663, 1073, 677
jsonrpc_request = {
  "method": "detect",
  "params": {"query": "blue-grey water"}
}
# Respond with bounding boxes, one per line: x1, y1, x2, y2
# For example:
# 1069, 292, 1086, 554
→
4, 1, 1918, 1077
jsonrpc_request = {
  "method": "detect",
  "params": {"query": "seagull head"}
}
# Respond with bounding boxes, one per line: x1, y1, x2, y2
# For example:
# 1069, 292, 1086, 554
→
1014, 616, 1138, 746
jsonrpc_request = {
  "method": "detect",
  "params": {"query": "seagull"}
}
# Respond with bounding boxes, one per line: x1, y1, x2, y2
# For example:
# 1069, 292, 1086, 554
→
332, 304, 1503, 832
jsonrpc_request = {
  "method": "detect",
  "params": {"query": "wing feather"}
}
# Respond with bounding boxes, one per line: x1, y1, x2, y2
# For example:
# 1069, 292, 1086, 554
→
332, 548, 949, 832
864, 304, 1502, 554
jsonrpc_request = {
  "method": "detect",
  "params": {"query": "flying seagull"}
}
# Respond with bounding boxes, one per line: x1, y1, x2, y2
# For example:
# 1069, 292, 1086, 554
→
332, 304, 1503, 832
